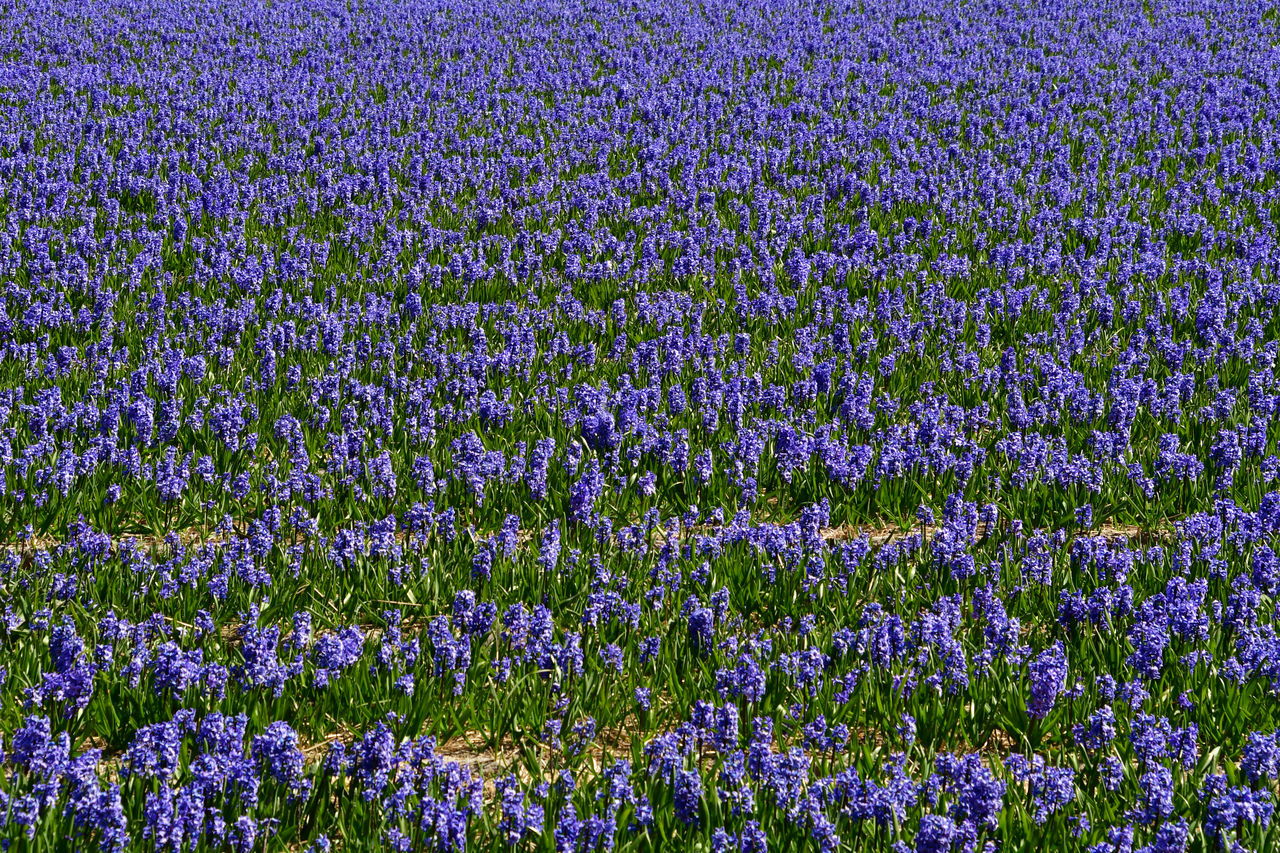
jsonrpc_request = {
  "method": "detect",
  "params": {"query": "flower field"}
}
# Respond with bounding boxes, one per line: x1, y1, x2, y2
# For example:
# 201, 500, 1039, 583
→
2, 0, 1280, 849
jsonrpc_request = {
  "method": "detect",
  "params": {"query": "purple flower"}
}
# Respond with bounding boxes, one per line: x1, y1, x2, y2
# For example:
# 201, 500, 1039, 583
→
1137, 766, 1175, 824
312, 626, 365, 689
915, 814, 956, 853
495, 775, 543, 844
687, 605, 715, 655
1242, 731, 1280, 784
251, 721, 309, 797
673, 769, 702, 826
1027, 642, 1067, 719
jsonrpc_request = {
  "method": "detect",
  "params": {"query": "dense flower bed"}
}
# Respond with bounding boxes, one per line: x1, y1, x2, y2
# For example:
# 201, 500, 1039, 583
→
1, 0, 1279, 849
